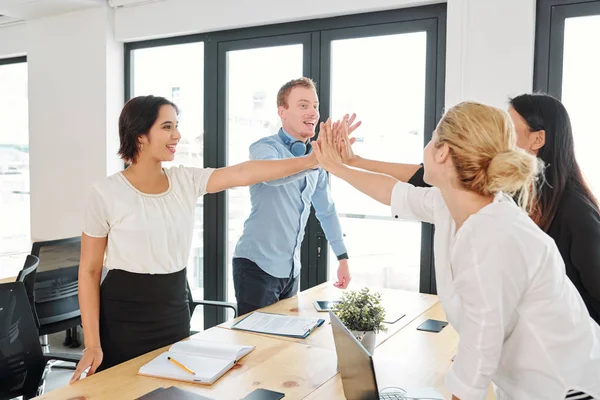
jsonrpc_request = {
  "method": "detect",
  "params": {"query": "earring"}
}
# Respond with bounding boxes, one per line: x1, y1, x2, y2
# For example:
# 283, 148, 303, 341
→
140, 143, 144, 151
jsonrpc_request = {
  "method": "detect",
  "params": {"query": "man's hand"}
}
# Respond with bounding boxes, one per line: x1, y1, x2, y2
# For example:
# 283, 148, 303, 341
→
334, 115, 360, 166
334, 258, 351, 289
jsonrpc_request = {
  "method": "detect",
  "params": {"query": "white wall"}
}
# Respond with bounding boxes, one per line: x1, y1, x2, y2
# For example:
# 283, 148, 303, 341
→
27, 5, 122, 240
445, 0, 536, 109
114, 0, 442, 42
0, 21, 26, 58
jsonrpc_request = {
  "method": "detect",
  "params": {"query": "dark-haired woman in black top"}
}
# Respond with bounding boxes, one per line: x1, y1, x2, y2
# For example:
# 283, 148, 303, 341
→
337, 94, 600, 325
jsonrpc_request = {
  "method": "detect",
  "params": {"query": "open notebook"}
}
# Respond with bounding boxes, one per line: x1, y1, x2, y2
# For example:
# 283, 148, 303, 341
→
138, 339, 254, 385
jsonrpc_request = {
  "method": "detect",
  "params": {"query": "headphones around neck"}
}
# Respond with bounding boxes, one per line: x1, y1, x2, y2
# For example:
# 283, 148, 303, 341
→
278, 129, 312, 157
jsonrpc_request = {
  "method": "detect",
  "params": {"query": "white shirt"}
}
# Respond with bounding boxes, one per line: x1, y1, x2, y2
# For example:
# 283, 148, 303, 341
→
390, 182, 600, 400
83, 166, 214, 274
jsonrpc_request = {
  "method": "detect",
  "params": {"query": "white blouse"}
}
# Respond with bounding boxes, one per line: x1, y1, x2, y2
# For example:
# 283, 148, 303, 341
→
83, 166, 214, 274
390, 182, 600, 400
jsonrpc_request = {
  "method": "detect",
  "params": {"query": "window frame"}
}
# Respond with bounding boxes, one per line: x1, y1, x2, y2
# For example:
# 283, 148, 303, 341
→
534, 0, 600, 97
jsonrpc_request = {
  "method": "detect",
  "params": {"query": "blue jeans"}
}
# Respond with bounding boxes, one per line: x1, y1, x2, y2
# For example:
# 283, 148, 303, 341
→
232, 257, 299, 316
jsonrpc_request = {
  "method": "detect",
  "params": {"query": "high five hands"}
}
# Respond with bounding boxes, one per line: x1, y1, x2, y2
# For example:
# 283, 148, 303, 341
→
313, 113, 361, 173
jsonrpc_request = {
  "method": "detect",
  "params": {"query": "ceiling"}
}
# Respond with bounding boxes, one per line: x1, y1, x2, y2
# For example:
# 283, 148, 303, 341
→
0, 0, 106, 20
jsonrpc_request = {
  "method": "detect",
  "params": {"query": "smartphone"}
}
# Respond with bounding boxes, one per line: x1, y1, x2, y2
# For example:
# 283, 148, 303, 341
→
242, 388, 285, 400
417, 319, 448, 333
313, 300, 340, 312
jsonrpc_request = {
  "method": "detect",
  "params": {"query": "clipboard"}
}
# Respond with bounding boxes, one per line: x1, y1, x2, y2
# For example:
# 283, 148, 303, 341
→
232, 311, 325, 339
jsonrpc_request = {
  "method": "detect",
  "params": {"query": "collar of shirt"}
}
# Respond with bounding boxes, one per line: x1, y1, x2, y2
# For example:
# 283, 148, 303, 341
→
278, 127, 309, 146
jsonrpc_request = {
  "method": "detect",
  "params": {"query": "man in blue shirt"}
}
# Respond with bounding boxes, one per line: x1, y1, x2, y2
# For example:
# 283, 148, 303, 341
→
232, 77, 357, 316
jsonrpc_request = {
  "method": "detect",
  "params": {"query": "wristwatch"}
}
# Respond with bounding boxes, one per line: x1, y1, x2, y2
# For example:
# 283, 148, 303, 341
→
336, 252, 349, 261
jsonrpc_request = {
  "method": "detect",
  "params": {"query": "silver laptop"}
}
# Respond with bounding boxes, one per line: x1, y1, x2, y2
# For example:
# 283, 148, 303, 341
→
329, 310, 406, 400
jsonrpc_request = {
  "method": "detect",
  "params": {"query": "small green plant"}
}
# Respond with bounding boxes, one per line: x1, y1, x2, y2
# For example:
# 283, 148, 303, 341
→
332, 287, 387, 333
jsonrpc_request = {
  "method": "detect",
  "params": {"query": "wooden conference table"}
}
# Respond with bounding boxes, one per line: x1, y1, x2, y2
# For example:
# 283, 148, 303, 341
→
35, 283, 495, 400
0, 275, 16, 284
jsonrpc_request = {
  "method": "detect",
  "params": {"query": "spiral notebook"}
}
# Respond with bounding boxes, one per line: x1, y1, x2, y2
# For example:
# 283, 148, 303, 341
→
138, 339, 254, 385
232, 311, 325, 339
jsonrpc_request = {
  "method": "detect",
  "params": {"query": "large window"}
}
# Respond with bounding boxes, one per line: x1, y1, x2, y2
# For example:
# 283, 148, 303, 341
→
0, 57, 29, 278
326, 29, 428, 293
129, 42, 206, 326
535, 0, 600, 196
126, 5, 446, 328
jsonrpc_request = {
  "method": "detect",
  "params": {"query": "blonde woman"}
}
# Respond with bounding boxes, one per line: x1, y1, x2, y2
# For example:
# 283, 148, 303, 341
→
312, 103, 600, 400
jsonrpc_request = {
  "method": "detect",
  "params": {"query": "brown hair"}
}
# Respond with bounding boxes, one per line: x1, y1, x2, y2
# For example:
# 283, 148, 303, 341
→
276, 77, 317, 108
435, 101, 542, 211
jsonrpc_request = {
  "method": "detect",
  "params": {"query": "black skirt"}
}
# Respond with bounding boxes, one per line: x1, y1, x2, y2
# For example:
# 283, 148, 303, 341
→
97, 268, 190, 371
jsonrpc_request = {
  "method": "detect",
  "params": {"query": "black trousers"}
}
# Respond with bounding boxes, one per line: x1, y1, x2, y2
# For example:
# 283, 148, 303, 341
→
232, 257, 299, 316
97, 268, 190, 371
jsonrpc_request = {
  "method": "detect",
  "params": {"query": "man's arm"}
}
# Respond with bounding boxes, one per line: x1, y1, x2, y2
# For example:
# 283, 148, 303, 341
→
247, 141, 315, 186
311, 169, 350, 288
311, 168, 347, 257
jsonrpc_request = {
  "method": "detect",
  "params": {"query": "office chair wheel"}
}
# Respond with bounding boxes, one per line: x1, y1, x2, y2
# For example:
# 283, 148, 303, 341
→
63, 327, 81, 348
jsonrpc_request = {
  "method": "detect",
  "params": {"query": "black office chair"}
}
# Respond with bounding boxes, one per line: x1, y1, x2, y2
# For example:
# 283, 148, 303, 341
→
16, 254, 40, 313
186, 281, 237, 334
31, 237, 83, 354
16, 253, 81, 375
0, 282, 80, 400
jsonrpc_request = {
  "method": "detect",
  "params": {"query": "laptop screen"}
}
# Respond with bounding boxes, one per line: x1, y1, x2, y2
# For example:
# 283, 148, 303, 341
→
329, 310, 380, 400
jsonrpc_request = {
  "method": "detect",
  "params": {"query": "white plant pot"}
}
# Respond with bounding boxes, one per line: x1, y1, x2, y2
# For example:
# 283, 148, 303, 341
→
351, 330, 377, 355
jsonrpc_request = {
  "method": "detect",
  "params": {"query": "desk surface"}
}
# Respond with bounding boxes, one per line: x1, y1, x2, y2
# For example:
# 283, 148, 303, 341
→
35, 285, 460, 400
220, 283, 439, 349
0, 275, 16, 284
36, 326, 337, 400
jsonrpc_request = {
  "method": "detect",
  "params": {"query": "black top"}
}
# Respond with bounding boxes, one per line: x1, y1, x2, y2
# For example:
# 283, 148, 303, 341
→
408, 166, 600, 325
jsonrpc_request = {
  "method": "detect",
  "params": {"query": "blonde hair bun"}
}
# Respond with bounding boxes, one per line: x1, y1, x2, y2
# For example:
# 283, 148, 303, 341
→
436, 101, 543, 210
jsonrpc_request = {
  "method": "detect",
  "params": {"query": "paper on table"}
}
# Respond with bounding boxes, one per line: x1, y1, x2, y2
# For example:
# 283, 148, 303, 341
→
233, 312, 322, 337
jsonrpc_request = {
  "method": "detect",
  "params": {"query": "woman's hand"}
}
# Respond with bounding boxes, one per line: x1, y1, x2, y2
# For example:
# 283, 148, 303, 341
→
313, 119, 346, 174
337, 114, 361, 165
70, 347, 103, 383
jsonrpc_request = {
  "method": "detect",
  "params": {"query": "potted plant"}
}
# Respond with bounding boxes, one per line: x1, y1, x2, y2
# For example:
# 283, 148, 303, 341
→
332, 287, 387, 355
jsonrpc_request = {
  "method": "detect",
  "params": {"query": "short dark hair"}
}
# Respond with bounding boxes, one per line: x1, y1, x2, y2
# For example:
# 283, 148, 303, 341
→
117, 95, 179, 163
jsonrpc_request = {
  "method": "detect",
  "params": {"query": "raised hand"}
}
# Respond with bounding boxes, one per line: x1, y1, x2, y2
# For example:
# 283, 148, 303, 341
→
334, 115, 359, 165
346, 113, 362, 137
313, 119, 345, 173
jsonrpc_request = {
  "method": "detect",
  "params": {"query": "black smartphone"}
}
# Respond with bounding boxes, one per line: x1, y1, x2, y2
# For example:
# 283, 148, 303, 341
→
417, 319, 448, 333
241, 388, 285, 400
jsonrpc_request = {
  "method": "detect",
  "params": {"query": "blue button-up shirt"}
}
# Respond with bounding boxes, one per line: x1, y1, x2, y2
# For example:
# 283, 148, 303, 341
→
233, 128, 347, 278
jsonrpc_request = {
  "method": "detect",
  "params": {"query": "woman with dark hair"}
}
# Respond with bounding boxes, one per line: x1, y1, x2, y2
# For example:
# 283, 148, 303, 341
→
335, 94, 600, 325
70, 95, 321, 381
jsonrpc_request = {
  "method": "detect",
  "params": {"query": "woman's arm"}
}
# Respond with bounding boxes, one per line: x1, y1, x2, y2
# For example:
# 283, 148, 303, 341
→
206, 152, 317, 194
334, 116, 423, 183
70, 234, 107, 382
350, 157, 422, 183
323, 161, 398, 206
